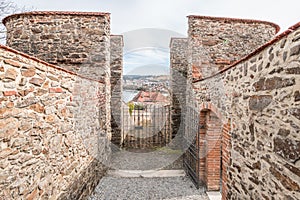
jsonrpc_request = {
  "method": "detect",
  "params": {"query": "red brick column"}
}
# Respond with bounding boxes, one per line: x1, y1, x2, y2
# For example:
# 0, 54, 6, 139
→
221, 122, 231, 200
205, 113, 222, 191
199, 109, 231, 196
199, 111, 207, 184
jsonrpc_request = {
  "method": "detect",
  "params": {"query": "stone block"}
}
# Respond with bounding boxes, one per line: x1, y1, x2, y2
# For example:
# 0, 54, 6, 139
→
249, 95, 272, 111
5, 68, 18, 80
274, 137, 300, 163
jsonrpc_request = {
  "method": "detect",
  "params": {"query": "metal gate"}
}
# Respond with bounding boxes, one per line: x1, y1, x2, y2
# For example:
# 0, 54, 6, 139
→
122, 104, 171, 149
183, 106, 200, 188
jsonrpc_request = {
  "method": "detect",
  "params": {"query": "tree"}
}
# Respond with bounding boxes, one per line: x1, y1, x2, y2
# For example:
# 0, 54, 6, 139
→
0, 0, 29, 44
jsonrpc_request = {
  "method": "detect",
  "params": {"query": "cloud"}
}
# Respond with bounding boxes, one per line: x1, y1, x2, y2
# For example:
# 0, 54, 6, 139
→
124, 48, 169, 75
13, 0, 300, 34
10, 0, 300, 75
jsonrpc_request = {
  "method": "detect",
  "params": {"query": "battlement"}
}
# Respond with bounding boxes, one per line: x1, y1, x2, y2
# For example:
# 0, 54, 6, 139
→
187, 15, 279, 80
4, 11, 111, 74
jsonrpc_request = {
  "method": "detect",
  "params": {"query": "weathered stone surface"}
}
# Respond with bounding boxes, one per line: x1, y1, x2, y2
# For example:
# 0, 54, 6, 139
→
188, 16, 277, 80
278, 129, 290, 137
170, 38, 188, 140
274, 137, 300, 163
295, 91, 300, 102
110, 36, 123, 146
289, 108, 300, 120
286, 67, 300, 74
3, 90, 17, 96
21, 68, 36, 77
187, 16, 299, 199
5, 68, 17, 80
1, 11, 113, 199
29, 78, 44, 87
290, 45, 300, 56
19, 78, 27, 86
0, 148, 16, 159
270, 167, 300, 191
253, 77, 295, 91
49, 87, 63, 93
29, 103, 45, 113
284, 163, 300, 177
249, 95, 272, 111
4, 59, 22, 68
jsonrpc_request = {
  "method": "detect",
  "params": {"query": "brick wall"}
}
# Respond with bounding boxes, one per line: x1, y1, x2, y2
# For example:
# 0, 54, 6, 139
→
205, 112, 222, 191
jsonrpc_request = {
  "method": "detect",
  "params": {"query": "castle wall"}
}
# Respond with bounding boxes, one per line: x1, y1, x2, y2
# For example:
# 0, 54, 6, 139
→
110, 35, 123, 146
3, 12, 111, 74
192, 23, 300, 199
184, 18, 280, 197
170, 38, 188, 139
1, 11, 113, 199
0, 45, 111, 199
3, 11, 112, 139
187, 16, 279, 81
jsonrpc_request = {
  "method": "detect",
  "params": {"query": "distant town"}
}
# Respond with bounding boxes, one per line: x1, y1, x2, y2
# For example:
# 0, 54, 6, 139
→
122, 75, 170, 103
123, 75, 170, 93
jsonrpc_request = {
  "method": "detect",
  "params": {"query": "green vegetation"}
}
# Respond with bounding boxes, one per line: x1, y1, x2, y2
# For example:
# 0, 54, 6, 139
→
128, 102, 134, 116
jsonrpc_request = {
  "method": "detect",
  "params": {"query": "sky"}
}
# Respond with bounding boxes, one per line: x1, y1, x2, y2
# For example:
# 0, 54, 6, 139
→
10, 0, 300, 75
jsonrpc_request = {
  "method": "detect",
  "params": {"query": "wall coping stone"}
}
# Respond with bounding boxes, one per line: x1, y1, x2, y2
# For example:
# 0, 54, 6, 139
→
0, 44, 105, 84
169, 37, 188, 48
2, 11, 110, 25
187, 15, 280, 33
111, 35, 124, 47
192, 21, 300, 83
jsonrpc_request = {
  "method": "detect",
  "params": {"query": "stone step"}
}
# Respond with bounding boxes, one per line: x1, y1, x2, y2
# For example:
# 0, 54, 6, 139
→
207, 192, 222, 200
107, 169, 185, 178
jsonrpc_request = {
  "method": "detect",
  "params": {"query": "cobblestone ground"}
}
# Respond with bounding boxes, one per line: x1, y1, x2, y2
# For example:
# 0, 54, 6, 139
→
88, 176, 209, 200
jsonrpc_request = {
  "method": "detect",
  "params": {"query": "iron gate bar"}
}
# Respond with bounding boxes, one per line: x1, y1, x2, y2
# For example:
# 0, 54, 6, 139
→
122, 104, 172, 149
183, 106, 200, 188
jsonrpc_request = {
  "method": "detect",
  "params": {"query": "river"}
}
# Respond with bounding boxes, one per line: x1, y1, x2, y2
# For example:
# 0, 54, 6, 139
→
122, 90, 139, 103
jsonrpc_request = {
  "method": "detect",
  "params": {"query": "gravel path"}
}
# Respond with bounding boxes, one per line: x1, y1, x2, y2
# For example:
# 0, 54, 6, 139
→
88, 176, 209, 200
109, 147, 183, 170
89, 147, 208, 200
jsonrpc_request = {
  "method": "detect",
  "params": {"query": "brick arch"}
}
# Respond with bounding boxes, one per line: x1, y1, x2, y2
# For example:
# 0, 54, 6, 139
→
199, 102, 225, 124
198, 106, 231, 200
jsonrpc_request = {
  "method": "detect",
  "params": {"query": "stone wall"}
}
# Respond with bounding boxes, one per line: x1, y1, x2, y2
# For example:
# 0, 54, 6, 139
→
0, 45, 111, 199
110, 35, 123, 147
187, 16, 279, 81
1, 11, 113, 199
192, 22, 300, 199
170, 38, 188, 139
3, 11, 112, 138
184, 17, 280, 196
3, 11, 111, 74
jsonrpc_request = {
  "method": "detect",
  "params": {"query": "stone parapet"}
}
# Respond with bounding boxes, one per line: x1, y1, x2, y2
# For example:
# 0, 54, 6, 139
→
191, 22, 300, 199
0, 44, 111, 199
187, 15, 279, 80
110, 35, 124, 146
170, 38, 188, 139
